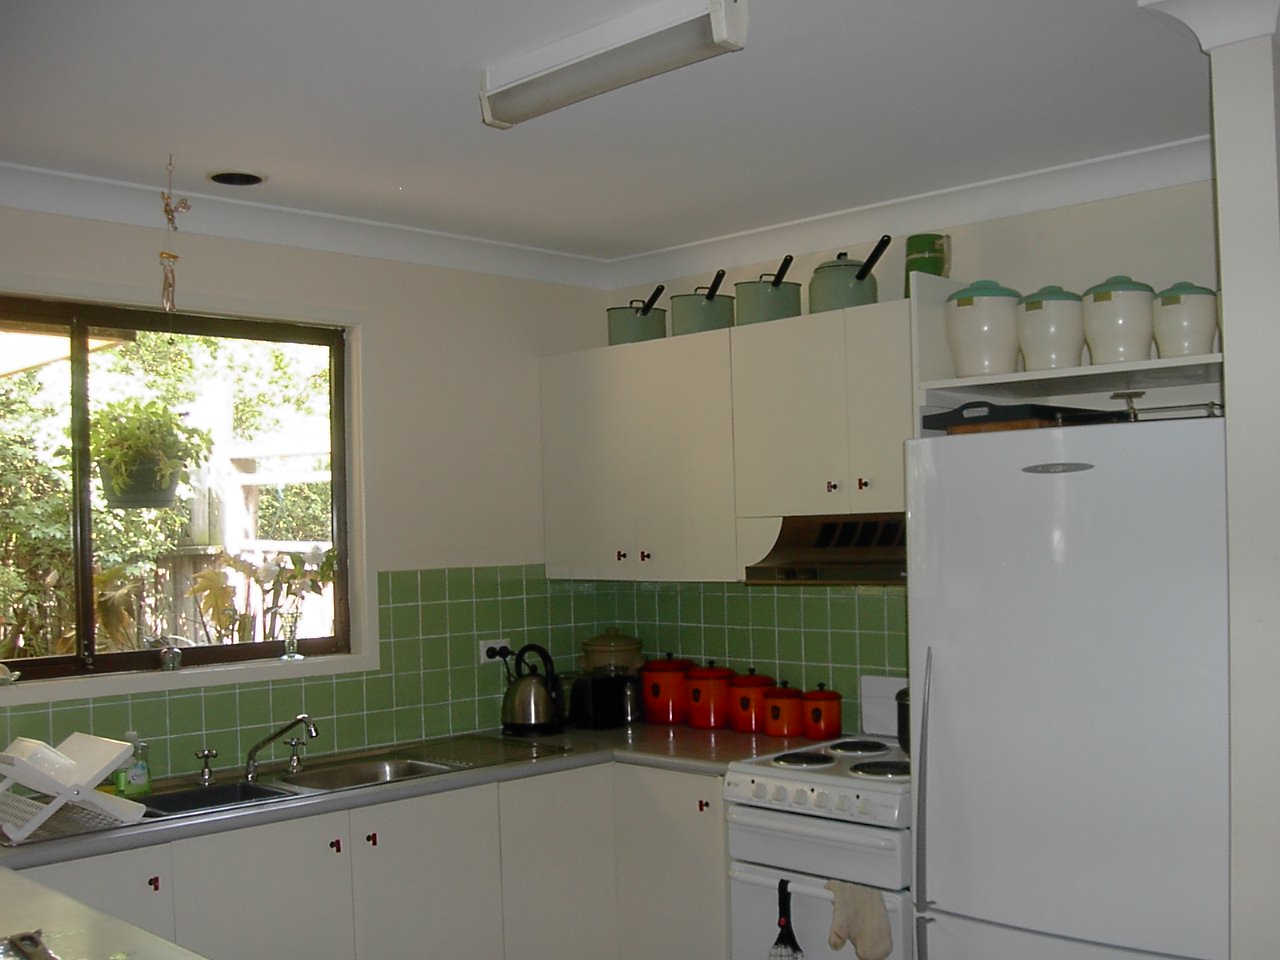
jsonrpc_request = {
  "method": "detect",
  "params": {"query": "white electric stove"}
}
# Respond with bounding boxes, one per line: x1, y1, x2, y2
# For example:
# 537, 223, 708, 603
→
723, 677, 913, 960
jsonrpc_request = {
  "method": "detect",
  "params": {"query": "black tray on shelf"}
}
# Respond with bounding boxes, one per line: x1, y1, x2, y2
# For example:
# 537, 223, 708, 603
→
922, 401, 1128, 434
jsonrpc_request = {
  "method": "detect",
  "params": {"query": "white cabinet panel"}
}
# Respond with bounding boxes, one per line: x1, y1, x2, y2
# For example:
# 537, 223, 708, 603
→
845, 300, 914, 513
541, 331, 737, 581
500, 765, 617, 960
172, 810, 354, 960
23, 843, 176, 941
614, 764, 727, 960
731, 311, 850, 517
350, 784, 503, 960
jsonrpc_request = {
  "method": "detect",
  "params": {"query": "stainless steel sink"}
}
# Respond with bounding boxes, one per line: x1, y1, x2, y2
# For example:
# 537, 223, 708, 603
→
146, 781, 293, 816
279, 758, 453, 790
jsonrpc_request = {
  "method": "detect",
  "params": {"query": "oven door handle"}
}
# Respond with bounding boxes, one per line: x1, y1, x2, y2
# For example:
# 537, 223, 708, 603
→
728, 864, 836, 902
726, 805, 902, 851
915, 645, 933, 910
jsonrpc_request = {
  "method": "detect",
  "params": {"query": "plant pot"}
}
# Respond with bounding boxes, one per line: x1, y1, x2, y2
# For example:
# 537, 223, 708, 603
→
99, 457, 180, 509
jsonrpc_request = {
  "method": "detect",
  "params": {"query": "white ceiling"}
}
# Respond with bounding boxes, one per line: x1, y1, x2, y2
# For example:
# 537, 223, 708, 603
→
0, 0, 1210, 268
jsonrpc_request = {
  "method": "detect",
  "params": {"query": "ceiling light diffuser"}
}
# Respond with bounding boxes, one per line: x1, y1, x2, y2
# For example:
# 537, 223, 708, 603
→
480, 0, 747, 129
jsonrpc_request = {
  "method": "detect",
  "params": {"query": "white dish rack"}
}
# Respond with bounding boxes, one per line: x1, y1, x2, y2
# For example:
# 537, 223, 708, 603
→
0, 734, 147, 843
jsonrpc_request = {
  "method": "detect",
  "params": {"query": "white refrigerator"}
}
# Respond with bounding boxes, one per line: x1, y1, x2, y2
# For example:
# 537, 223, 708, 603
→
905, 418, 1228, 960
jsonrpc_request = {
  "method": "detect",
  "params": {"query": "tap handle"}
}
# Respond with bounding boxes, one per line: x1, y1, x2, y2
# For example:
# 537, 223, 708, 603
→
195, 748, 218, 785
285, 737, 307, 773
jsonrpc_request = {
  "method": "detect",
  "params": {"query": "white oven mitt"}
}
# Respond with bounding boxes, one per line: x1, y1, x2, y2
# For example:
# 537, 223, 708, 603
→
825, 880, 893, 960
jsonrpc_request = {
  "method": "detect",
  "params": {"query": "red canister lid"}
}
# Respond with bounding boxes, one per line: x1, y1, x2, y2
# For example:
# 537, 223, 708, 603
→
640, 652, 695, 674
763, 680, 802, 700
730, 667, 774, 689
688, 659, 736, 680
803, 682, 841, 702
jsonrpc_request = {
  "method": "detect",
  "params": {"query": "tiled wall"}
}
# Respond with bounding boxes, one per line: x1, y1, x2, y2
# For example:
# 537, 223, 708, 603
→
0, 565, 906, 780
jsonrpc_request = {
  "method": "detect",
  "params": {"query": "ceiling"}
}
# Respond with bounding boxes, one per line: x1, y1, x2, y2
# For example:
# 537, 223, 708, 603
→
0, 0, 1210, 265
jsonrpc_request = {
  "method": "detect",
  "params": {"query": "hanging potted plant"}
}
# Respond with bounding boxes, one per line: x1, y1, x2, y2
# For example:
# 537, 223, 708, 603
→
91, 398, 212, 508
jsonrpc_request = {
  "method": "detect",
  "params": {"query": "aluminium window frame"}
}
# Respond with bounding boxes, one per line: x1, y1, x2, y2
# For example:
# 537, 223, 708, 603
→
0, 294, 351, 680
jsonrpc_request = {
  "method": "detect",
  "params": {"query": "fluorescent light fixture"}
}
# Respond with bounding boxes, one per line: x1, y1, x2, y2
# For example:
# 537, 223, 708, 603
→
480, 0, 747, 129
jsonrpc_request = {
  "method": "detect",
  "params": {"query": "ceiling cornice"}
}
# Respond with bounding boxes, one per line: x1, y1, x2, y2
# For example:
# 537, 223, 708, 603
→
1139, 0, 1280, 51
1, 139, 1212, 293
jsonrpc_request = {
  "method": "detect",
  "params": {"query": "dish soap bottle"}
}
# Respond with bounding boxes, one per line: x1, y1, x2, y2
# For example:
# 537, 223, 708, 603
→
115, 731, 152, 797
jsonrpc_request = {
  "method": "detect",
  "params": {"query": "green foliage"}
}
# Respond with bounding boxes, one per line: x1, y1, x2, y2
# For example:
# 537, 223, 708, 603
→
90, 397, 212, 492
257, 482, 332, 541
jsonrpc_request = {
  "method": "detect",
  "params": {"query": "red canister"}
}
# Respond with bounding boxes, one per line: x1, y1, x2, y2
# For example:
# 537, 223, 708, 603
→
639, 653, 695, 724
729, 668, 775, 733
763, 681, 804, 737
685, 660, 736, 729
803, 683, 843, 740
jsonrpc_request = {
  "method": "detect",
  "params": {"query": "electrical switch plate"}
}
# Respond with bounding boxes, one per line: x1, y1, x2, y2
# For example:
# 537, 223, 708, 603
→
479, 639, 511, 664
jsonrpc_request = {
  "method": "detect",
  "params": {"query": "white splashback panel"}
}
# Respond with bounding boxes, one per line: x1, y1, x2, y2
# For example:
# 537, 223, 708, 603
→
861, 675, 906, 736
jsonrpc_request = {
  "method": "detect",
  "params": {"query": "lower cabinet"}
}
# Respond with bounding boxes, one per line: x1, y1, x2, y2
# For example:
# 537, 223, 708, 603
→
350, 784, 503, 960
499, 764, 618, 960
22, 843, 176, 940
614, 764, 728, 960
21, 766, 728, 960
171, 809, 355, 960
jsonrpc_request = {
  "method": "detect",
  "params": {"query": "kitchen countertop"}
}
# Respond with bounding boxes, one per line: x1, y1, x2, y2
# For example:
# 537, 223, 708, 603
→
0, 723, 809, 871
0, 867, 209, 959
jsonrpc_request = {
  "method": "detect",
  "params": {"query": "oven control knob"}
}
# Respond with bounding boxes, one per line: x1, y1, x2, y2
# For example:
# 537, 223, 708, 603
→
751, 782, 768, 800
855, 796, 871, 814
772, 785, 789, 803
834, 794, 850, 812
792, 789, 807, 806
814, 791, 830, 809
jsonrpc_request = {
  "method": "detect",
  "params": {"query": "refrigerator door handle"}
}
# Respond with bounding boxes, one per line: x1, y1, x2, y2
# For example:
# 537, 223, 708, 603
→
915, 645, 933, 910
915, 915, 933, 959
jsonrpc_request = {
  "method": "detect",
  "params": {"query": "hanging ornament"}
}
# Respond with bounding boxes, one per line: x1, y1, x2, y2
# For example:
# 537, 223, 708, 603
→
158, 154, 190, 312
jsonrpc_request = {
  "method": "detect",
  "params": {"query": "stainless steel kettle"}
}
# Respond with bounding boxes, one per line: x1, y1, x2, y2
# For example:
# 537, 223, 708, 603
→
502, 643, 563, 735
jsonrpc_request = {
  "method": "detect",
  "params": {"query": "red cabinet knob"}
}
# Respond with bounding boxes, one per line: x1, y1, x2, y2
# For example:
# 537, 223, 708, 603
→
147, 876, 161, 892
366, 832, 378, 846
329, 839, 343, 853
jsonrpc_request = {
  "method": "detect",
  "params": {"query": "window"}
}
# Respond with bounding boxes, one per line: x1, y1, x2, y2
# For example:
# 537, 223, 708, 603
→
0, 295, 349, 679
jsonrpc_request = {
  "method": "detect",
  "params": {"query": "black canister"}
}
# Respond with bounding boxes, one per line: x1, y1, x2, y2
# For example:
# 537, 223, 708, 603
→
896, 686, 910, 756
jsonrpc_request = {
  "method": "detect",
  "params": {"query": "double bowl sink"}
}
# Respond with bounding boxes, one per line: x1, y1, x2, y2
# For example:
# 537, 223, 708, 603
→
143, 734, 569, 818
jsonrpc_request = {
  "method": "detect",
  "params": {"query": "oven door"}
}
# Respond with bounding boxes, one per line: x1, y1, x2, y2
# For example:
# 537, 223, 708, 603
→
728, 862, 912, 960
726, 804, 910, 890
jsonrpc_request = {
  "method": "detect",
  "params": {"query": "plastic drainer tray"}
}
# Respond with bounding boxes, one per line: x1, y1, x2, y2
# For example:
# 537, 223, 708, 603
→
0, 733, 147, 843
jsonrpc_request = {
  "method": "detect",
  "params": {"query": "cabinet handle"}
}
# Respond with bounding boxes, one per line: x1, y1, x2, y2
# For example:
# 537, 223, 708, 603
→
147, 876, 161, 892
826, 481, 839, 492
366, 832, 378, 846
857, 477, 870, 490
329, 838, 343, 853
639, 551, 651, 562
697, 800, 711, 812
616, 550, 627, 561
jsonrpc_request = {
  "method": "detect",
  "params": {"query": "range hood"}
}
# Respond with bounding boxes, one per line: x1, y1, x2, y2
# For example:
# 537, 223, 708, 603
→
743, 513, 906, 585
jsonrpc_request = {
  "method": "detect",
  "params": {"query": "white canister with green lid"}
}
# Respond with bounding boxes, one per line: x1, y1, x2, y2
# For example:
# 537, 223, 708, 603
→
945, 279, 1022, 377
1016, 285, 1084, 371
1152, 281, 1218, 357
1083, 275, 1154, 364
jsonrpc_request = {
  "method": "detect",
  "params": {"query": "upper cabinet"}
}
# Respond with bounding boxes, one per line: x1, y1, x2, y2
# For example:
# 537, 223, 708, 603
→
731, 301, 914, 517
541, 329, 738, 581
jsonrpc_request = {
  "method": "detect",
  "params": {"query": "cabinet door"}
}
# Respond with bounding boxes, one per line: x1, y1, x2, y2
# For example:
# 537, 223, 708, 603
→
23, 844, 176, 941
630, 330, 738, 581
614, 765, 728, 960
172, 810, 354, 960
845, 301, 913, 512
350, 785, 503, 960
542, 345, 639, 579
500, 765, 617, 960
731, 311, 851, 516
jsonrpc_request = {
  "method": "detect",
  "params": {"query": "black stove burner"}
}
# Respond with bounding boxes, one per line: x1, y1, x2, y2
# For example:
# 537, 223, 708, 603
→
772, 750, 837, 769
849, 760, 910, 780
826, 738, 890, 756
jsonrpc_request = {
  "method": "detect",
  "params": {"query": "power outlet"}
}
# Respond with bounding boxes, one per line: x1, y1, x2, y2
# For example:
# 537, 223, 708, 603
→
479, 639, 511, 664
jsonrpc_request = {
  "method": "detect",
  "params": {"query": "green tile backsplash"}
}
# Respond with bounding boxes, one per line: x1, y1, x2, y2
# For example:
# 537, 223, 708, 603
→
0, 565, 905, 780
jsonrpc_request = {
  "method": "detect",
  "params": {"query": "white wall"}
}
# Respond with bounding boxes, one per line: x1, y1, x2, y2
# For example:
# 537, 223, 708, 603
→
0, 206, 608, 574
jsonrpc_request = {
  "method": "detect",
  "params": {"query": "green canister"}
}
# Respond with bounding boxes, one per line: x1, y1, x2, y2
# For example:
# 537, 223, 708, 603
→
904, 233, 950, 295
808, 235, 891, 313
734, 255, 801, 326
671, 270, 734, 335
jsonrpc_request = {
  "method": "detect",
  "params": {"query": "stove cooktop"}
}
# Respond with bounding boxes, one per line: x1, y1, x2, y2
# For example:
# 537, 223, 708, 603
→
722, 735, 911, 828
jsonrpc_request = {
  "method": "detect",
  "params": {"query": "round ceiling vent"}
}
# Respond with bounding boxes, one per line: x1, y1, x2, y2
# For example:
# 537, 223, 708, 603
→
208, 171, 265, 187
